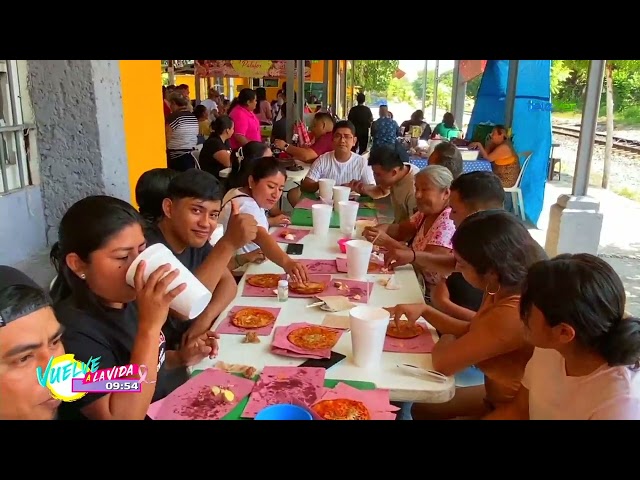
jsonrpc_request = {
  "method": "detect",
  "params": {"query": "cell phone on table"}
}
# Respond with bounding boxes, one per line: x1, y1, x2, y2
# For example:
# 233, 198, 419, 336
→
286, 243, 304, 255
300, 351, 346, 370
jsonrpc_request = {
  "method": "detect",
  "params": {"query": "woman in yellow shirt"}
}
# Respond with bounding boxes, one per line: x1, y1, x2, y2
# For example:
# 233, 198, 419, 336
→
194, 104, 211, 140
469, 125, 520, 187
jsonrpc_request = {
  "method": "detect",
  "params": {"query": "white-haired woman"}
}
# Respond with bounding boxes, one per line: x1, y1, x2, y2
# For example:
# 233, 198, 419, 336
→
364, 164, 455, 295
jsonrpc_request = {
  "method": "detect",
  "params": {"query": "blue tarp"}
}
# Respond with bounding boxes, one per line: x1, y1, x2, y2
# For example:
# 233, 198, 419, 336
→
465, 60, 552, 226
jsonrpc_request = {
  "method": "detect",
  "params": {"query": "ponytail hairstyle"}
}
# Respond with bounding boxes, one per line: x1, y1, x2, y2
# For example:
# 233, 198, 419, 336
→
227, 141, 272, 190
49, 195, 143, 313
521, 253, 640, 368
211, 115, 233, 137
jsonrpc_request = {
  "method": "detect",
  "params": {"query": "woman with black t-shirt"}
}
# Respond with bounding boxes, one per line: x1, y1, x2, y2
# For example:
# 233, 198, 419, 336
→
198, 115, 234, 179
50, 196, 216, 420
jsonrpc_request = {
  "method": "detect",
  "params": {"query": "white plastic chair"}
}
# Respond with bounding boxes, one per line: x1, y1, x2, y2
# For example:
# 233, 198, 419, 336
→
504, 151, 532, 220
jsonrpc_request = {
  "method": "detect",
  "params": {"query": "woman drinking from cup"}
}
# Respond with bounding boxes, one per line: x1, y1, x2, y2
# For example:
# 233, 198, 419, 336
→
486, 253, 640, 420
50, 196, 218, 420
387, 210, 547, 419
219, 157, 309, 284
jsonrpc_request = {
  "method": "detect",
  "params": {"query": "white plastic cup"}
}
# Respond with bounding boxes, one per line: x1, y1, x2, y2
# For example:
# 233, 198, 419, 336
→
311, 204, 333, 236
346, 239, 373, 280
209, 224, 224, 246
355, 219, 377, 238
318, 178, 336, 201
339, 200, 359, 237
349, 306, 390, 369
125, 243, 212, 319
332, 186, 351, 212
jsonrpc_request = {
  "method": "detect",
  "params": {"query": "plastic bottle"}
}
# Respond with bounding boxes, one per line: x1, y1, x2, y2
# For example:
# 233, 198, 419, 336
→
277, 280, 289, 302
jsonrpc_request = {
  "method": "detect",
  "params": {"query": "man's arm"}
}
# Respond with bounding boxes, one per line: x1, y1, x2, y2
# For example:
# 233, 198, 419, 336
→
483, 386, 530, 420
184, 268, 237, 341
361, 184, 390, 199
359, 164, 387, 199
300, 159, 324, 193
282, 144, 318, 163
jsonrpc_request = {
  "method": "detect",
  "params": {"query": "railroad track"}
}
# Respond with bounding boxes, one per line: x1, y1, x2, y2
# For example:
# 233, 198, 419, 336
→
552, 124, 640, 158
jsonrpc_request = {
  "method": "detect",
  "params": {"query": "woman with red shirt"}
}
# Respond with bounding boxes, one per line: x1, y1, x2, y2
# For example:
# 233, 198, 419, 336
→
228, 88, 261, 150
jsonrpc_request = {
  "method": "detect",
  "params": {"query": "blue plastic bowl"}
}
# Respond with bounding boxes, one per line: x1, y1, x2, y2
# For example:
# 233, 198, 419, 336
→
254, 404, 313, 420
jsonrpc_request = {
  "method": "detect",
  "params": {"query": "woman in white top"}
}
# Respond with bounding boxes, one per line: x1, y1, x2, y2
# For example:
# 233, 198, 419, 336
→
485, 253, 640, 420
219, 156, 309, 284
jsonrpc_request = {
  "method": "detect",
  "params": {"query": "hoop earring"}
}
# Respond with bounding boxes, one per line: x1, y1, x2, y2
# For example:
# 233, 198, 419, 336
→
485, 283, 500, 296
80, 273, 86, 280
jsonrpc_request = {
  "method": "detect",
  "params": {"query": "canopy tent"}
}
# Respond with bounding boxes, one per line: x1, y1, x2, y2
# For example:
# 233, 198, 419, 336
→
465, 60, 552, 225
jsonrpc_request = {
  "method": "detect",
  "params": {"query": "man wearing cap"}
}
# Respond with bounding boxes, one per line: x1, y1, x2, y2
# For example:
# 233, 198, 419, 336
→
0, 266, 65, 420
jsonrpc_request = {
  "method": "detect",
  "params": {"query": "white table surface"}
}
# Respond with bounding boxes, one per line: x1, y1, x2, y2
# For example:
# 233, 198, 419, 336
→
284, 159, 309, 184
193, 227, 455, 404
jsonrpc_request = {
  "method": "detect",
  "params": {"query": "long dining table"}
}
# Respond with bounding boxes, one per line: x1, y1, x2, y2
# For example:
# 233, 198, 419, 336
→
192, 226, 456, 404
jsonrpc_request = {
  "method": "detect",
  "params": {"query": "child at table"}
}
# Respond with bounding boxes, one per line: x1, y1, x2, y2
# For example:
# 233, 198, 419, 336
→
219, 156, 310, 285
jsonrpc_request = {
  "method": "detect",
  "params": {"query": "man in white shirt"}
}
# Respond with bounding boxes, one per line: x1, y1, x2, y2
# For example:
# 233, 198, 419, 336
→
201, 88, 220, 120
301, 120, 376, 196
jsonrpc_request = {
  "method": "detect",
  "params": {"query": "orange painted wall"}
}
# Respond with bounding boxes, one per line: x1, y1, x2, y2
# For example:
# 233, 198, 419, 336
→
119, 60, 167, 207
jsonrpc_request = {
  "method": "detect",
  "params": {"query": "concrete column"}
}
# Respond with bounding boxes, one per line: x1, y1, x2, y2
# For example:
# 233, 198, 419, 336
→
504, 60, 519, 130
26, 60, 129, 242
451, 61, 466, 128
322, 60, 329, 108
285, 60, 295, 141
297, 60, 305, 123
544, 60, 606, 257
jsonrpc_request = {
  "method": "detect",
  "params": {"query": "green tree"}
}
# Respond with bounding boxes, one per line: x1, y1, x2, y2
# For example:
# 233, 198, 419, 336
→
387, 77, 417, 105
559, 60, 640, 189
353, 60, 400, 94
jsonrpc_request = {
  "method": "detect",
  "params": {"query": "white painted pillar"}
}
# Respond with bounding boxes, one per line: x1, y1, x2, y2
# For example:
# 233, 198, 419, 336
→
544, 60, 606, 257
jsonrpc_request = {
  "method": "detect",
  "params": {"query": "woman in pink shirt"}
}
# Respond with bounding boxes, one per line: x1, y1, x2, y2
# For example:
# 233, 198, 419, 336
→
228, 88, 261, 150
486, 253, 640, 420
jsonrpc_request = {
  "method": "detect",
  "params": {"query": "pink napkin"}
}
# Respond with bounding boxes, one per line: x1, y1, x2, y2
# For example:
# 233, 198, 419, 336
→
241, 366, 326, 418
147, 368, 255, 420
335, 257, 392, 274
270, 227, 310, 244
241, 274, 287, 297
271, 323, 345, 359
214, 306, 281, 336
321, 278, 373, 303
299, 259, 339, 274
383, 320, 435, 353
295, 197, 326, 210
313, 382, 400, 420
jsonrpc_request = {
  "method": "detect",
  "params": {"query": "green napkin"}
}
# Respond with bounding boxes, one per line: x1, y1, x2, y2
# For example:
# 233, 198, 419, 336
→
300, 190, 373, 203
290, 207, 376, 227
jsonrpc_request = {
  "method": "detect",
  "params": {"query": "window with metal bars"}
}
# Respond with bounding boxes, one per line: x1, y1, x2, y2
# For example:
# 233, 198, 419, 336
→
0, 60, 34, 194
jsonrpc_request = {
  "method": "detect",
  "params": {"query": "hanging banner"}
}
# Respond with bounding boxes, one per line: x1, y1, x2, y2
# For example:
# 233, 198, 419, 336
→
460, 60, 487, 82
194, 60, 312, 79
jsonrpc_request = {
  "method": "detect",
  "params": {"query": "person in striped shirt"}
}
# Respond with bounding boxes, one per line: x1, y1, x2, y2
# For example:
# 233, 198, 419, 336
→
165, 92, 199, 172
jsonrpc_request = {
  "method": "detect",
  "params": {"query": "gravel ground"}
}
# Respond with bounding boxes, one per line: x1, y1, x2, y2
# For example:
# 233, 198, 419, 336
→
552, 133, 640, 193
